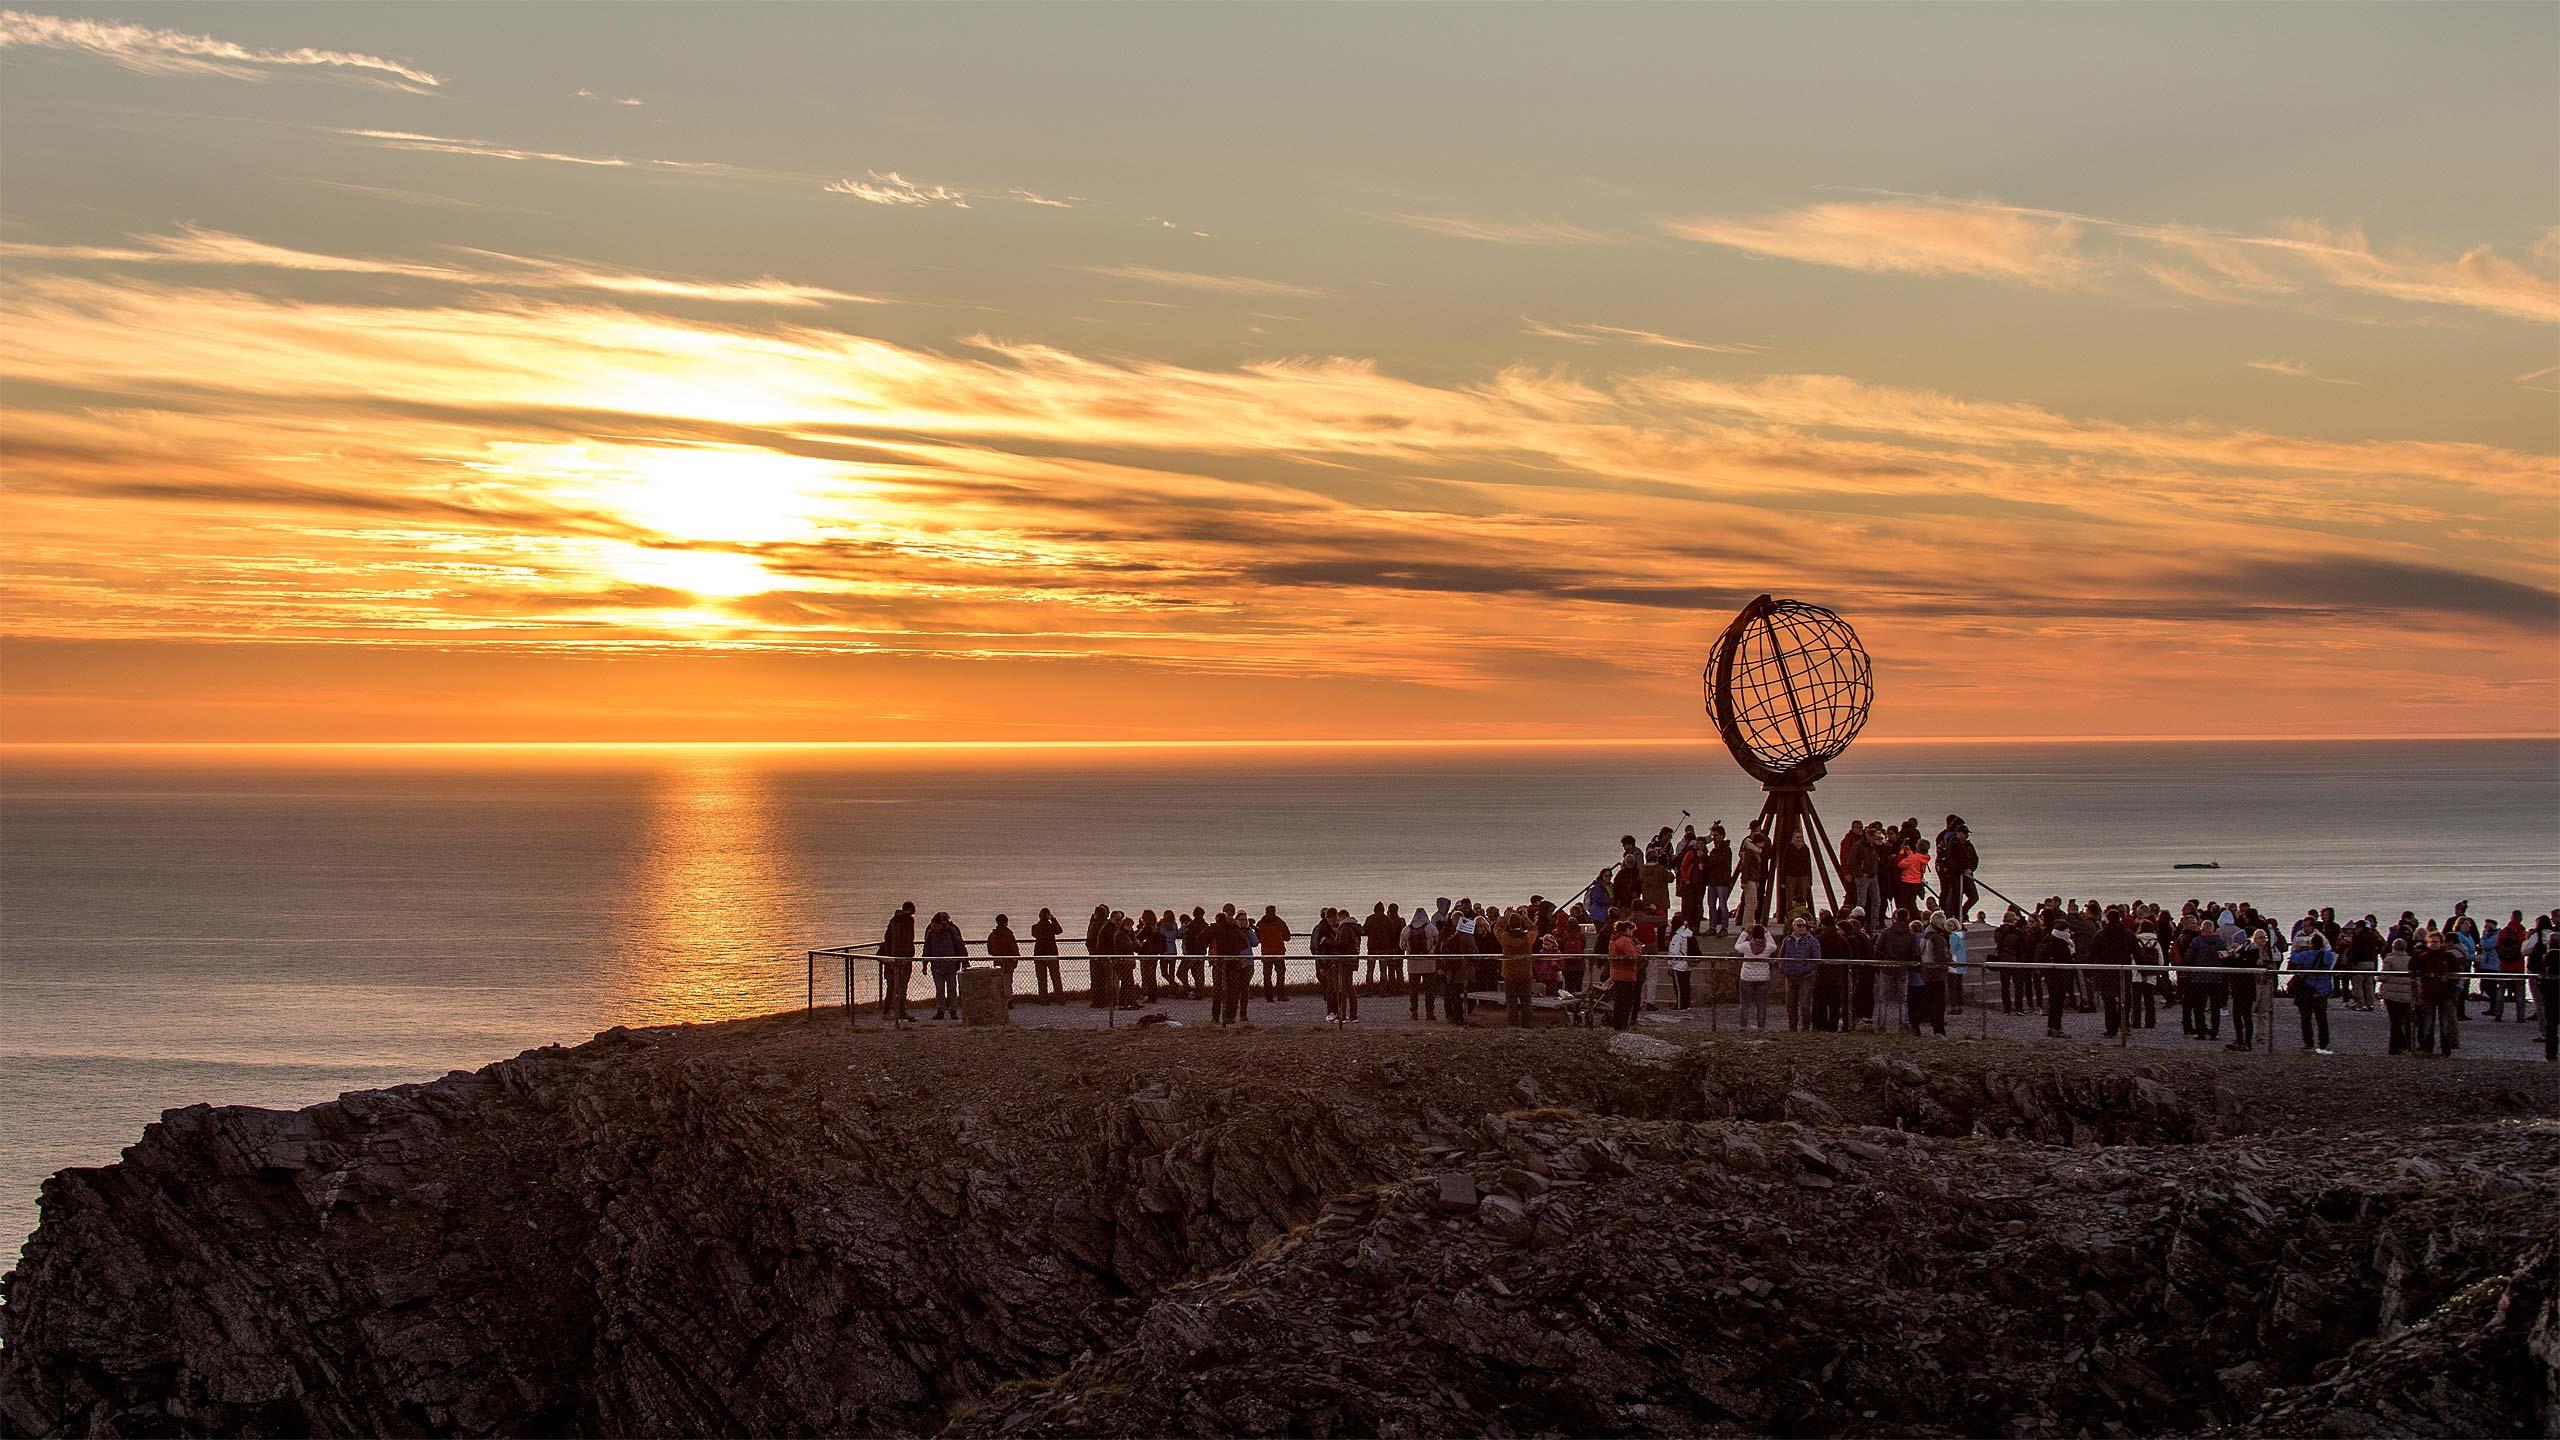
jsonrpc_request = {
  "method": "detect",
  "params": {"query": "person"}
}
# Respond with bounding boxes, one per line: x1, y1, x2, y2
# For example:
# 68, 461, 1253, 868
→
1536, 929, 1563, 997
1874, 915, 1916, 1034
1995, 907, 2028, 1014
2412, 934, 2458, 1058
922, 910, 967, 1020
2285, 928, 2335, 1055
2529, 914, 2557, 1061
1404, 903, 1440, 1020
2130, 913, 2163, 1030
1363, 902, 1398, 991
1255, 906, 1291, 1002
1157, 909, 1183, 999
1641, 851, 1676, 926
1810, 912, 1849, 1031
1499, 906, 1536, 1027
1607, 920, 1644, 1031
1893, 839, 1931, 917
1553, 906, 1588, 993
1703, 823, 1736, 935
1911, 916, 1950, 1036
1207, 906, 1247, 1025
1675, 838, 1709, 931
2037, 913, 2075, 1039
1668, 915, 1697, 1010
877, 901, 918, 1024
2224, 928, 2265, 1052
2381, 937, 2415, 1054
1179, 907, 1210, 999
986, 913, 1021, 1012
1134, 908, 1165, 1006
2491, 911, 2530, 1021
1735, 827, 1770, 929
2181, 920, 2226, 1041
1030, 907, 1064, 1001
1777, 829, 1813, 921
1731, 923, 1774, 1028
1085, 905, 1114, 1009
1840, 908, 1876, 1029
1934, 816, 1979, 920
1439, 908, 1474, 1025
2344, 918, 2384, 1013
1778, 916, 1820, 1029
1946, 910, 1970, 1015
1839, 825, 1873, 921
1856, 823, 1891, 921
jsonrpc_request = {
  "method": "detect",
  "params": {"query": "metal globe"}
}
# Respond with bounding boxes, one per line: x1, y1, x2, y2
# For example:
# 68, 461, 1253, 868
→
1703, 596, 1874, 787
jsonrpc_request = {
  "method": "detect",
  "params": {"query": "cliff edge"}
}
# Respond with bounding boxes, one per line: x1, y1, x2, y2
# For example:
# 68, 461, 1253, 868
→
4, 1017, 2555, 1437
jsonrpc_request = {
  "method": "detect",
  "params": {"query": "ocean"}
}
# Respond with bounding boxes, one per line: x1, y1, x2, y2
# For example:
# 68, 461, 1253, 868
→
4, 737, 2555, 1255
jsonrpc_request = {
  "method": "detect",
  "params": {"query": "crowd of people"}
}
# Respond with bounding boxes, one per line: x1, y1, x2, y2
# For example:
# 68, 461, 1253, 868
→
1992, 898, 2558, 1059
862, 814, 2559, 1063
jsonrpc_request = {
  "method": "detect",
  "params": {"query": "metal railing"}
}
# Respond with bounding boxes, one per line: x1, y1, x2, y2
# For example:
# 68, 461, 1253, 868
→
806, 935, 2547, 1055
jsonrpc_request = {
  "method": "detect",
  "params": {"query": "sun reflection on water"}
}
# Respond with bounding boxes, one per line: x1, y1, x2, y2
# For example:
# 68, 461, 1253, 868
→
615, 751, 805, 1025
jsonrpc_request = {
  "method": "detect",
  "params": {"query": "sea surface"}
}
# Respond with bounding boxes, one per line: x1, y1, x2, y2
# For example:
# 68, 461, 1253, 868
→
5, 738, 2555, 1255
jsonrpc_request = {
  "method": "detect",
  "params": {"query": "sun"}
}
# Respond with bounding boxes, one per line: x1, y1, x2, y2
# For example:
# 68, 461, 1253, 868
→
475, 441, 871, 604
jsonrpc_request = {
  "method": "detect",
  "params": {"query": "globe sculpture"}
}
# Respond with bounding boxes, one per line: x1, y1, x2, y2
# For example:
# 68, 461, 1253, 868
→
1703, 595, 1875, 920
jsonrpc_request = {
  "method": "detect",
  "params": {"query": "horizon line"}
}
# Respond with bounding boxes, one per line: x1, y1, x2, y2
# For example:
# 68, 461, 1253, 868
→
4, 733, 2556, 751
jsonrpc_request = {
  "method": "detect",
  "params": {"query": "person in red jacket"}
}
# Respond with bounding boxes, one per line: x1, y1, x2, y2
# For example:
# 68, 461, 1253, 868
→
1606, 921, 1644, 1032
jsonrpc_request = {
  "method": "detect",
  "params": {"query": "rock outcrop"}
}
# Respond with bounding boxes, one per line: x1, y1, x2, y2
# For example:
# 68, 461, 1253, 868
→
3, 1018, 2554, 1437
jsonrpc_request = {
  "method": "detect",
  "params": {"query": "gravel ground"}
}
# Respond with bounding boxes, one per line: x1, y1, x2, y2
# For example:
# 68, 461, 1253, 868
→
848, 972, 2558, 1064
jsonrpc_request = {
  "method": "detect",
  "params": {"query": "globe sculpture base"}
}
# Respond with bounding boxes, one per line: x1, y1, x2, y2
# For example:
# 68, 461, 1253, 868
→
1747, 784, 1848, 925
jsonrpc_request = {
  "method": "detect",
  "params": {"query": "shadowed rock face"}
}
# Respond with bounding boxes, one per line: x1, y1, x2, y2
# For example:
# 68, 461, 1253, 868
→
2, 1019, 2554, 1438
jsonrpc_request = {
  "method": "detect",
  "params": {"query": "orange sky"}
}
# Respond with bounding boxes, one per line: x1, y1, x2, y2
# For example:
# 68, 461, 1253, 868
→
3, 5, 2555, 742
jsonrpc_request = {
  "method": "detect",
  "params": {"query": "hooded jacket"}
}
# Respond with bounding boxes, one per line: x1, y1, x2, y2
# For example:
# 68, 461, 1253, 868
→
2285, 940, 2336, 998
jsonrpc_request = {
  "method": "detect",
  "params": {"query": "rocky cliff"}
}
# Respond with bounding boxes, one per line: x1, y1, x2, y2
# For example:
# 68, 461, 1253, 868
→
3, 1017, 2554, 1437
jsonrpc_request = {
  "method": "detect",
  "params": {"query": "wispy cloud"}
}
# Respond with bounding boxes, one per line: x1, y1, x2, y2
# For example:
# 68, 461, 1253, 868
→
0, 8, 438, 89
1665, 199, 2089, 286
575, 87, 643, 106
2246, 357, 2362, 387
294, 178, 483, 209
337, 128, 632, 168
1008, 188, 1079, 209
825, 170, 970, 208
2181, 221, 2560, 324
1522, 318, 1766, 355
1085, 264, 1326, 298
0, 227, 884, 307
1669, 193, 2560, 324
1389, 214, 1608, 245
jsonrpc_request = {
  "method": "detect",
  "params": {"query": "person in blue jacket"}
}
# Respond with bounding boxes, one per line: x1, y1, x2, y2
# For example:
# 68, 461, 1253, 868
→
2284, 930, 2336, 1055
